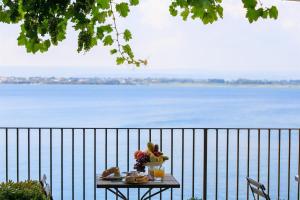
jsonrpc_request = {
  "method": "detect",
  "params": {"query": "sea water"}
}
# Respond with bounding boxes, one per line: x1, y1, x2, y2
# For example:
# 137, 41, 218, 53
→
0, 84, 300, 199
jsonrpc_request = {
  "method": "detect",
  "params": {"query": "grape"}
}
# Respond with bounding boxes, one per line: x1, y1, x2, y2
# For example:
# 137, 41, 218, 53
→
134, 162, 145, 172
134, 153, 149, 172
137, 155, 150, 164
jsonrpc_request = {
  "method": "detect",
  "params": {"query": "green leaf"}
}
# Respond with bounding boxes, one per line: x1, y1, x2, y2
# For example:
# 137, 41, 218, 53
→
116, 57, 125, 65
97, 25, 113, 39
135, 62, 140, 67
246, 8, 259, 23
123, 29, 132, 41
116, 3, 130, 17
191, 6, 205, 20
262, 10, 268, 19
269, 6, 278, 19
103, 35, 114, 46
17, 32, 26, 46
97, 27, 104, 39
242, 0, 257, 8
40, 40, 51, 52
100, 25, 113, 33
97, 0, 110, 9
180, 8, 189, 21
216, 5, 223, 18
122, 44, 134, 58
130, 0, 139, 6
169, 5, 178, 16
96, 11, 107, 23
110, 49, 117, 54
0, 10, 10, 23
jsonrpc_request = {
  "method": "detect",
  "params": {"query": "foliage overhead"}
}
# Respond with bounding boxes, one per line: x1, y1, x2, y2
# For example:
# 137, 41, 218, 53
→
0, 0, 278, 66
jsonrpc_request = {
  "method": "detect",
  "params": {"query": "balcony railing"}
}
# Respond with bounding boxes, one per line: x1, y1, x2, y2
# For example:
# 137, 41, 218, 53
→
0, 128, 299, 200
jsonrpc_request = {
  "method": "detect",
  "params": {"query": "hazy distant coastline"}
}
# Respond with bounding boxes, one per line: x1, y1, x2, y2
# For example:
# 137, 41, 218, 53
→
1, 76, 300, 87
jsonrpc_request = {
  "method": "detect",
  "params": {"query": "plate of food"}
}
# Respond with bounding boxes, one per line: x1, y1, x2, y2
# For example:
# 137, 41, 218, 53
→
125, 175, 149, 184
100, 167, 124, 181
102, 175, 124, 181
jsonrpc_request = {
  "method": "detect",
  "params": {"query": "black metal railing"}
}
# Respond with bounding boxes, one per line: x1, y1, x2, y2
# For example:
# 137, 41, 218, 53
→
0, 128, 299, 200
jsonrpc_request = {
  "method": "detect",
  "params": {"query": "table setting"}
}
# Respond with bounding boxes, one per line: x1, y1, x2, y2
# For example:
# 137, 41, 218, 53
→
97, 142, 180, 200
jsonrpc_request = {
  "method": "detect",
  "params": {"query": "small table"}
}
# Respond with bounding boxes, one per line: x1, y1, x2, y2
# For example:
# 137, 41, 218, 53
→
97, 174, 180, 200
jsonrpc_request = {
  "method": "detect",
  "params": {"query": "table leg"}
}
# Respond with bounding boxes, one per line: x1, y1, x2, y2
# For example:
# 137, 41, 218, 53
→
140, 188, 152, 200
107, 188, 128, 200
141, 188, 169, 200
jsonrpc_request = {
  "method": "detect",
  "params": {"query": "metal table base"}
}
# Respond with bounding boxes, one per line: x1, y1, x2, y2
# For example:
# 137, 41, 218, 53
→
107, 188, 169, 200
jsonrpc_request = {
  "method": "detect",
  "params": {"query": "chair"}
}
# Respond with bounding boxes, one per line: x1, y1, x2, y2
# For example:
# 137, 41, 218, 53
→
40, 174, 53, 200
246, 177, 270, 200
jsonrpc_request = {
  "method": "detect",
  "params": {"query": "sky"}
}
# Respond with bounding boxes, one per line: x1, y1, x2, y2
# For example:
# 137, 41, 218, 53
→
0, 0, 300, 79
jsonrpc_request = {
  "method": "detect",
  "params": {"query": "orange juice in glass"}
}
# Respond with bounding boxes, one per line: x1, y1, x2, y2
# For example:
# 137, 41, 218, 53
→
153, 166, 165, 181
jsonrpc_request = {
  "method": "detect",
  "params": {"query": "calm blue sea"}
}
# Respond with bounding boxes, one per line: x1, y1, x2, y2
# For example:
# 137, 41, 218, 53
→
0, 84, 300, 128
0, 84, 299, 200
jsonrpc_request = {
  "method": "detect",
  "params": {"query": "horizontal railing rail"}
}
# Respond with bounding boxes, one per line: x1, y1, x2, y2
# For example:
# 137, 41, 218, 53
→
1, 127, 300, 130
0, 128, 299, 200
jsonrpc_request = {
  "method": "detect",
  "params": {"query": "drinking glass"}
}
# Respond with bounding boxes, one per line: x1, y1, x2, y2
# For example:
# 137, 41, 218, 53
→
153, 166, 165, 181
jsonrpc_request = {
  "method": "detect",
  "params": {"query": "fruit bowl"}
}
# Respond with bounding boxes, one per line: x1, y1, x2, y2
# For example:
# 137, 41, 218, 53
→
143, 162, 164, 167
133, 142, 169, 173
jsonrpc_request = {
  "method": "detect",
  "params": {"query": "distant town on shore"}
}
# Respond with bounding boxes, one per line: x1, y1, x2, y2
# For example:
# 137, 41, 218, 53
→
1, 76, 300, 86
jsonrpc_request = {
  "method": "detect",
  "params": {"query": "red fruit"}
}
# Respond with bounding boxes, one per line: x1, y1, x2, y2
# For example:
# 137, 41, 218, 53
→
137, 152, 145, 160
134, 150, 142, 159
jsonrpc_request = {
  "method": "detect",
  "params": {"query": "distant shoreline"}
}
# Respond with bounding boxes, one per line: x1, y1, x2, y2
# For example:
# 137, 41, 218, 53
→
1, 76, 300, 87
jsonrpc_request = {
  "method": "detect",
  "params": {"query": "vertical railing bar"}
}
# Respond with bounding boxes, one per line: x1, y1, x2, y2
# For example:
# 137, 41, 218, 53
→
72, 128, 74, 200
105, 128, 108, 200
258, 129, 260, 182
28, 128, 30, 181
138, 128, 141, 150
149, 129, 152, 200
192, 128, 195, 198
288, 129, 291, 200
171, 128, 174, 200
127, 129, 130, 199
138, 128, 141, 200
278, 129, 281, 200
17, 128, 19, 182
247, 129, 250, 200
160, 128, 163, 150
215, 129, 218, 200
203, 128, 208, 200
83, 128, 85, 200
160, 128, 163, 200
61, 128, 64, 200
226, 129, 229, 200
267, 129, 270, 195
5, 128, 8, 183
116, 129, 119, 200
50, 128, 52, 194
94, 128, 97, 200
39, 128, 41, 181
116, 129, 119, 167
236, 129, 240, 200
257, 129, 261, 200
298, 129, 300, 200
182, 128, 185, 200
